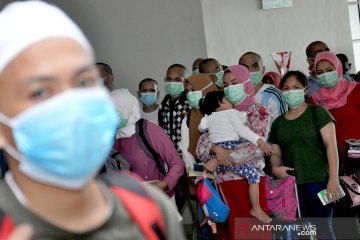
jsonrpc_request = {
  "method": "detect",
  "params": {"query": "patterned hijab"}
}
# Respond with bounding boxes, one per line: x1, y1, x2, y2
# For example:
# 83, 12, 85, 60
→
186, 74, 217, 158
312, 51, 357, 110
263, 71, 282, 89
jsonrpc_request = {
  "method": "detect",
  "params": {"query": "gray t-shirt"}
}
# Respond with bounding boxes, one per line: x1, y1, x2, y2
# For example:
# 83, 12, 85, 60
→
0, 177, 185, 240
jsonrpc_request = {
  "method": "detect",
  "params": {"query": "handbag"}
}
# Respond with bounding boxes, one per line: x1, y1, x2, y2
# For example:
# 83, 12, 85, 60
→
339, 175, 360, 208
196, 175, 230, 223
265, 175, 298, 222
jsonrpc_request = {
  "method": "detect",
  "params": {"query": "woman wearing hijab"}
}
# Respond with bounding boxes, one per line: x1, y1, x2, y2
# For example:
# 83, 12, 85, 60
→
112, 89, 185, 222
310, 51, 360, 239
270, 71, 339, 240
310, 51, 360, 172
179, 74, 218, 168
196, 66, 271, 239
177, 74, 217, 239
0, 1, 184, 239
262, 71, 282, 90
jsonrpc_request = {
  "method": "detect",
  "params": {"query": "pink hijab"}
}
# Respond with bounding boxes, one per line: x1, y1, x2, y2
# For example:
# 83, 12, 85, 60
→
263, 71, 282, 89
226, 65, 256, 112
312, 51, 357, 110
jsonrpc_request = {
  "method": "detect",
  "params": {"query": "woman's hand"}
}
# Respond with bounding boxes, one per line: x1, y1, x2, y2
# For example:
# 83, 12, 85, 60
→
154, 180, 168, 191
212, 145, 233, 166
271, 166, 294, 179
204, 158, 219, 173
327, 176, 341, 202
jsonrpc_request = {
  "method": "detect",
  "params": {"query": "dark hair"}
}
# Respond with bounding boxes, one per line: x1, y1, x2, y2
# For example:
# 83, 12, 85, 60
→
198, 58, 216, 73
336, 53, 349, 71
199, 91, 225, 116
96, 62, 113, 75
222, 65, 228, 71
280, 71, 307, 89
305, 41, 326, 58
167, 63, 187, 72
238, 52, 263, 66
139, 78, 158, 90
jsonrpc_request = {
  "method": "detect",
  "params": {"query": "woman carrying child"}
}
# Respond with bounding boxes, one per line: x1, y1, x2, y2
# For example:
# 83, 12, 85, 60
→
199, 90, 272, 223
196, 65, 271, 239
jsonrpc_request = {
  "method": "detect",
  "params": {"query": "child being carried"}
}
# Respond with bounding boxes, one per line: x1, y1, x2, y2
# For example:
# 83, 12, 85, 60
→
199, 91, 272, 223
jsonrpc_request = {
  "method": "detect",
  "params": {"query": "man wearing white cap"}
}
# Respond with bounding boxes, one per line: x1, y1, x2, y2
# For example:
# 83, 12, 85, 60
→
0, 1, 184, 239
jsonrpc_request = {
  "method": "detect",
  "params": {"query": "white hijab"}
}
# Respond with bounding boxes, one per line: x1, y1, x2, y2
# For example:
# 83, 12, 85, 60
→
110, 89, 141, 139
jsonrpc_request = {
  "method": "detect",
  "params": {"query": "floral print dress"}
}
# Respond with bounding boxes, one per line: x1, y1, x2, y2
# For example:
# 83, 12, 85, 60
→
196, 103, 270, 183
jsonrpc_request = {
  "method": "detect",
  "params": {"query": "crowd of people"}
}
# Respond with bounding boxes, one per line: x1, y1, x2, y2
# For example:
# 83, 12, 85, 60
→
0, 1, 359, 240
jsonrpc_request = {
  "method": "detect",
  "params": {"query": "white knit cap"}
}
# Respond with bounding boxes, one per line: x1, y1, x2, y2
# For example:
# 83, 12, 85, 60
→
0, 0, 93, 74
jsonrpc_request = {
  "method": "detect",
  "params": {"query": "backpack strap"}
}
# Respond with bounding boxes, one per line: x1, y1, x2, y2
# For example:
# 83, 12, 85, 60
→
0, 213, 14, 240
136, 119, 166, 176
102, 172, 166, 240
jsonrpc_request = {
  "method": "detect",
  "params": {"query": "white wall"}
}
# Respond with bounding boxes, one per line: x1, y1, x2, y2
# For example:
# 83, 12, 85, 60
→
200, 0, 355, 75
0, 0, 355, 95
49, 0, 207, 97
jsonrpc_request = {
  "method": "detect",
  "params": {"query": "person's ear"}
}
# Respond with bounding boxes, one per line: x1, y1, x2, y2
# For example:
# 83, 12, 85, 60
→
307, 57, 314, 66
109, 75, 114, 85
137, 91, 141, 98
156, 90, 160, 98
261, 66, 265, 75
304, 86, 309, 96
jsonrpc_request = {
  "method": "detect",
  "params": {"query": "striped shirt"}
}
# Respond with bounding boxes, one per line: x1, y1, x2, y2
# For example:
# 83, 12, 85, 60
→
254, 84, 287, 126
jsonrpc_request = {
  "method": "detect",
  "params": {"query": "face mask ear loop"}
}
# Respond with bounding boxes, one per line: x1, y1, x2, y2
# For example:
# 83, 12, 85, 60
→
3, 143, 22, 163
201, 81, 215, 92
0, 112, 12, 127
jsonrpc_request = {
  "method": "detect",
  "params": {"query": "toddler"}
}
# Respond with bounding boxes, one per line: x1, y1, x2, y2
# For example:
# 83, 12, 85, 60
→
199, 91, 272, 223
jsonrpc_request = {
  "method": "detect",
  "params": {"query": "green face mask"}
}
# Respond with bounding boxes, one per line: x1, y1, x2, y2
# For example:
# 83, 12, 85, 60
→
283, 89, 304, 109
192, 69, 200, 75
186, 82, 214, 109
117, 115, 128, 129
224, 81, 249, 106
317, 71, 339, 88
165, 82, 184, 98
250, 71, 262, 86
186, 91, 202, 109
214, 70, 224, 87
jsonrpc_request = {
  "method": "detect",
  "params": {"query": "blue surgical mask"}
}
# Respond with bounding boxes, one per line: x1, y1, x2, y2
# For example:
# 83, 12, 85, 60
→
215, 70, 224, 87
140, 92, 157, 107
0, 88, 119, 189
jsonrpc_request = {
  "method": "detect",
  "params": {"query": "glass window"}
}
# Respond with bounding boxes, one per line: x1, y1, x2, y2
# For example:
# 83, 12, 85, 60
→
348, 0, 360, 72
